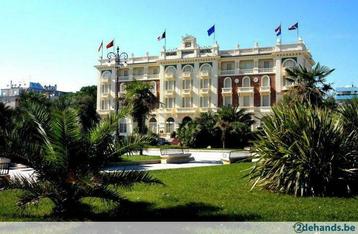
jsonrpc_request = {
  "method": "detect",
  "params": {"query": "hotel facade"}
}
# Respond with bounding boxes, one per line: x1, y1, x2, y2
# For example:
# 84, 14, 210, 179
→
95, 35, 314, 137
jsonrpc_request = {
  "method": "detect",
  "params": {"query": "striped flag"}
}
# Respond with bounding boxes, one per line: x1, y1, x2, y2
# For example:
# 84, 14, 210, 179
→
288, 22, 299, 30
275, 24, 281, 36
106, 40, 114, 49
157, 31, 166, 41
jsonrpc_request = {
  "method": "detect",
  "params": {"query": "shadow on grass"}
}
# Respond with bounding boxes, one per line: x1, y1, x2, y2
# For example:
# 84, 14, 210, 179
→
91, 199, 262, 221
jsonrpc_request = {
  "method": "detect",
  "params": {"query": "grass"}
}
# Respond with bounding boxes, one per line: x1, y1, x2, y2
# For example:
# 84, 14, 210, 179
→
1, 163, 358, 221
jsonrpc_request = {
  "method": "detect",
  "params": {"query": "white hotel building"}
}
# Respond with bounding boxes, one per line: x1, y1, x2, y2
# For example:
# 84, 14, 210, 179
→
95, 35, 314, 137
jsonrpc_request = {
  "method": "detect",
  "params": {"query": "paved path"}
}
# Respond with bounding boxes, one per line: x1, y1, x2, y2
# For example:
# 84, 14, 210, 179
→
105, 160, 223, 171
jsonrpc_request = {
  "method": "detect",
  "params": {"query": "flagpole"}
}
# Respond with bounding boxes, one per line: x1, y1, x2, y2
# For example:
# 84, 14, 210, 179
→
164, 29, 167, 51
280, 22, 282, 43
297, 22, 300, 41
101, 40, 104, 60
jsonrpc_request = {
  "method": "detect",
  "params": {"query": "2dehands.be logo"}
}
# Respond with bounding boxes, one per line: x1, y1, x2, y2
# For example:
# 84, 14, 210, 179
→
293, 222, 356, 233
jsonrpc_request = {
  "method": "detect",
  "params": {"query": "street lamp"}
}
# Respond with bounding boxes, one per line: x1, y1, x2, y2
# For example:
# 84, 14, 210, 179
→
107, 46, 128, 139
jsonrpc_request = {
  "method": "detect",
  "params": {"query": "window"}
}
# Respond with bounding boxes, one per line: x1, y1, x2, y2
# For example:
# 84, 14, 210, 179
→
166, 117, 175, 133
261, 76, 270, 87
149, 118, 157, 133
283, 59, 296, 68
223, 96, 232, 107
239, 60, 254, 69
223, 77, 232, 88
183, 79, 192, 90
185, 42, 191, 48
222, 62, 235, 70
200, 96, 209, 107
182, 97, 193, 107
242, 77, 251, 87
165, 80, 175, 90
165, 98, 175, 108
243, 96, 251, 107
262, 94, 270, 107
119, 120, 127, 133
201, 79, 209, 89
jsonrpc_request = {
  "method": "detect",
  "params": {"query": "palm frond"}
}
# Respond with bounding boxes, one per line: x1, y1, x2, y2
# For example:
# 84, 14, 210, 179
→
100, 170, 162, 187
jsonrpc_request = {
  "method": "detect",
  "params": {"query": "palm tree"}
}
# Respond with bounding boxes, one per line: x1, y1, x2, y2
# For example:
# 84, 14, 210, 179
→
285, 63, 335, 106
0, 103, 14, 157
215, 106, 254, 149
122, 80, 159, 135
3, 104, 160, 218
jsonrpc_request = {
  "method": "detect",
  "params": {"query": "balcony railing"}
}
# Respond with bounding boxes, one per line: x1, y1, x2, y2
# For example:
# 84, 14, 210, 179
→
182, 71, 192, 79
177, 107, 196, 113
222, 87, 232, 94
101, 92, 110, 98
221, 69, 236, 75
164, 90, 175, 96
119, 75, 130, 80
181, 89, 192, 96
237, 87, 254, 93
147, 74, 159, 79
200, 71, 210, 77
165, 73, 175, 79
239, 68, 254, 74
133, 74, 144, 79
200, 88, 209, 94
259, 67, 274, 73
259, 86, 271, 92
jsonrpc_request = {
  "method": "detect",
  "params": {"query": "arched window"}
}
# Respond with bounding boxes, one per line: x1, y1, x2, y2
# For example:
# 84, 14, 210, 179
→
200, 64, 212, 73
261, 75, 270, 87
223, 77, 232, 88
165, 66, 176, 77
283, 59, 296, 68
242, 77, 251, 87
150, 81, 156, 94
101, 70, 112, 79
182, 116, 192, 125
182, 65, 193, 73
166, 117, 175, 133
149, 117, 157, 133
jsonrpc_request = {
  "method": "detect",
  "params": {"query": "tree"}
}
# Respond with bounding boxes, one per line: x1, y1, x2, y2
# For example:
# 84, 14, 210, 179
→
3, 105, 160, 218
122, 81, 159, 135
0, 103, 15, 157
285, 63, 335, 106
215, 106, 254, 149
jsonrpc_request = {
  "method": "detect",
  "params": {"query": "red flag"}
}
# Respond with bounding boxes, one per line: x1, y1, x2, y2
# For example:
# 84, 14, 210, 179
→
106, 40, 114, 49
98, 41, 103, 52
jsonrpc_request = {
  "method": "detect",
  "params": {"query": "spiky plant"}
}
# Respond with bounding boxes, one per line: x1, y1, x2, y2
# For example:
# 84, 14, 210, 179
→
3, 105, 160, 218
285, 63, 334, 107
250, 102, 358, 197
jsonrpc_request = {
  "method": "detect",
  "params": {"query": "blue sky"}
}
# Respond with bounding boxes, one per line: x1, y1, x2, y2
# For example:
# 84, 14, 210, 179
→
0, 0, 357, 91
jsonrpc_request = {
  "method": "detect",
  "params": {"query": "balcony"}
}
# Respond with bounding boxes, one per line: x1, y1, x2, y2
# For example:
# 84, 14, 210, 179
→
133, 74, 145, 80
182, 71, 192, 79
177, 107, 196, 113
181, 89, 192, 96
259, 67, 274, 73
259, 86, 271, 93
165, 73, 175, 79
237, 87, 254, 93
200, 88, 209, 95
221, 69, 236, 75
119, 75, 130, 81
101, 92, 110, 98
200, 71, 210, 77
239, 68, 254, 74
164, 90, 175, 96
221, 87, 232, 94
147, 74, 159, 79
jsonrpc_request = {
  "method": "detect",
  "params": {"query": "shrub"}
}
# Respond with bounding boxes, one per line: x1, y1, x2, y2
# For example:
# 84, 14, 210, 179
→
250, 102, 358, 197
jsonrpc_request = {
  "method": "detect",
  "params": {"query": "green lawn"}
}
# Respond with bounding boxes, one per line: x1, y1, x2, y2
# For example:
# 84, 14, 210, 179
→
1, 163, 358, 221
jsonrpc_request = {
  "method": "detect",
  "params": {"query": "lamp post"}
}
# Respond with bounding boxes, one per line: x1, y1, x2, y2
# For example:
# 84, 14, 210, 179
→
107, 46, 128, 138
